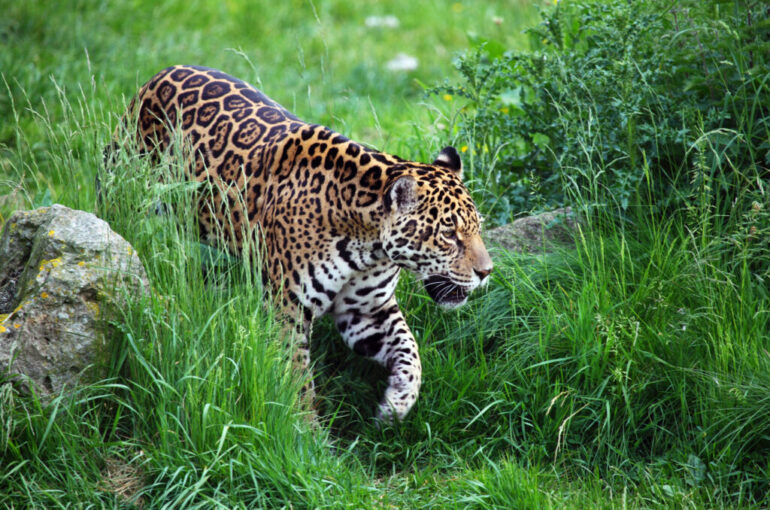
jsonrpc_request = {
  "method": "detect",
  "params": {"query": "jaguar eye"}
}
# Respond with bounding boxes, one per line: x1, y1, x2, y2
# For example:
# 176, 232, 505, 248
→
443, 229, 458, 240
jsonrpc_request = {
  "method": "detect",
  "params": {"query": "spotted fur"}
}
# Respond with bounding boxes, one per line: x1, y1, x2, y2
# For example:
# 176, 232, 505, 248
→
112, 65, 493, 422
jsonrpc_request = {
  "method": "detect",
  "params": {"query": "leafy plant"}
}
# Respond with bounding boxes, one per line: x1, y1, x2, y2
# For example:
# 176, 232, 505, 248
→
432, 0, 770, 222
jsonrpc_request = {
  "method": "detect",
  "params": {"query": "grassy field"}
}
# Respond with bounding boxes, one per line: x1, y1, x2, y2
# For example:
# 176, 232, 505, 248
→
0, 0, 540, 220
2, 0, 770, 508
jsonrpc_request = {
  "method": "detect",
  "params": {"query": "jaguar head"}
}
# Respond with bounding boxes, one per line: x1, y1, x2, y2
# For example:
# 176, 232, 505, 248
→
382, 147, 493, 309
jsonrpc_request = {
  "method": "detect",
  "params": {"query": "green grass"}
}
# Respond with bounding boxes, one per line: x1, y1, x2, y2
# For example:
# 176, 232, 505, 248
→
2, 0, 770, 508
0, 0, 539, 220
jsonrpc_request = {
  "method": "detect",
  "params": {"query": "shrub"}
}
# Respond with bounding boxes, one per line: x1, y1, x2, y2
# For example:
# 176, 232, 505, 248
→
432, 0, 770, 223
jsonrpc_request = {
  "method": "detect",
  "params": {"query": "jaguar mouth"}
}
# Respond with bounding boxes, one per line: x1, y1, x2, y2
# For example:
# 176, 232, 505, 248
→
423, 275, 469, 309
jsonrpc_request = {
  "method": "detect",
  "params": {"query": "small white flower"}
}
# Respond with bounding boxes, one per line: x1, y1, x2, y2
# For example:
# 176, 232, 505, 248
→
386, 53, 418, 72
365, 15, 400, 28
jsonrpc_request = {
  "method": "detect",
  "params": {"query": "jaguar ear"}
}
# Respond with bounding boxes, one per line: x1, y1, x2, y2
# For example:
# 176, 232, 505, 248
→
433, 146, 463, 178
385, 175, 419, 214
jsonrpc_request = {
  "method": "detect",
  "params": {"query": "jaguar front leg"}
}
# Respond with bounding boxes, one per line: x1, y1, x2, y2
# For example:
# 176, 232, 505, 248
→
334, 298, 422, 423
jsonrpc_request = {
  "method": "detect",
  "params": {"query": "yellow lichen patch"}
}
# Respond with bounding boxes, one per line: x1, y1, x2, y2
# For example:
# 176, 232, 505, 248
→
78, 261, 86, 266
86, 301, 100, 318
41, 292, 49, 299
48, 230, 55, 236
0, 325, 6, 334
38, 257, 62, 272
13, 323, 20, 329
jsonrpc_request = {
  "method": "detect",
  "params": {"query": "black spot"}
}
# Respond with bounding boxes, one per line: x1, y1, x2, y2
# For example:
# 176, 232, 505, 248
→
324, 148, 339, 170
170, 68, 195, 82
182, 103, 199, 130
178, 90, 199, 108
182, 74, 210, 89
341, 183, 355, 203
221, 150, 244, 181
309, 173, 325, 193
196, 102, 220, 128
354, 285, 378, 297
353, 333, 385, 357
301, 127, 316, 140
224, 94, 250, 110
202, 81, 231, 100
256, 106, 285, 124
232, 118, 265, 149
360, 166, 382, 189
339, 161, 357, 183
345, 144, 360, 157
372, 153, 390, 165
157, 82, 177, 107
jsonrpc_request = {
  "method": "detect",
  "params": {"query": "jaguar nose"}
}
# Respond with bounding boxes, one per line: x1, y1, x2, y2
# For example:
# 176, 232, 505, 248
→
471, 233, 493, 282
474, 266, 492, 280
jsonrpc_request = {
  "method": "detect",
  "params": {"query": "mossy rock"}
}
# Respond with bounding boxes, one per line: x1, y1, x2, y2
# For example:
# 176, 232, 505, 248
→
0, 204, 149, 399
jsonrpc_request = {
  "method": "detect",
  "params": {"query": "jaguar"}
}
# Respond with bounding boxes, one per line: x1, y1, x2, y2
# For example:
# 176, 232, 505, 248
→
110, 65, 493, 422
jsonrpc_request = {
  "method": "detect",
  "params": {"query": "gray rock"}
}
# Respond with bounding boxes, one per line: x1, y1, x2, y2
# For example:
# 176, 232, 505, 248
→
484, 207, 578, 254
0, 204, 148, 398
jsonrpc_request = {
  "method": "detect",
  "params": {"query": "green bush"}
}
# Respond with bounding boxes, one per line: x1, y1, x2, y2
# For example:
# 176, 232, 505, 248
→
433, 0, 770, 222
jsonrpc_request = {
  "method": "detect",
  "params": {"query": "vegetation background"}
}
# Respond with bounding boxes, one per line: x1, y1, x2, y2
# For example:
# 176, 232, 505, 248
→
1, 0, 769, 508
